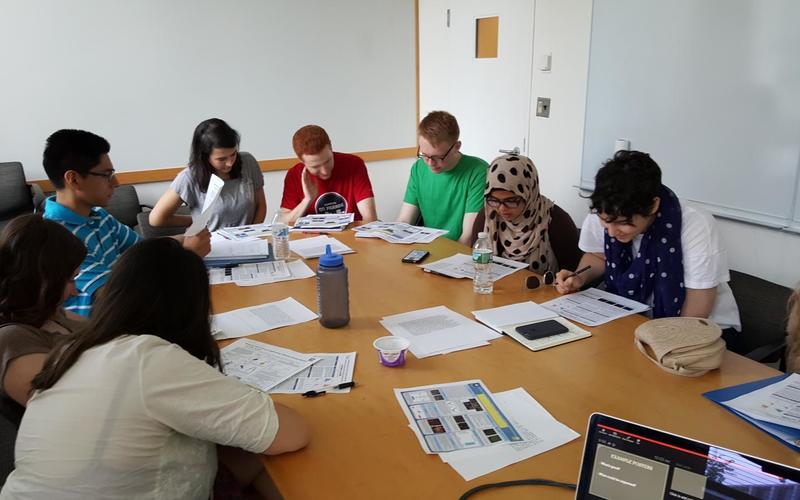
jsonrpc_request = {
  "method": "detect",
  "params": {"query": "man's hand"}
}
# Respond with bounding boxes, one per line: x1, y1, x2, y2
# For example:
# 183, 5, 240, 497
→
301, 167, 318, 203
182, 228, 211, 257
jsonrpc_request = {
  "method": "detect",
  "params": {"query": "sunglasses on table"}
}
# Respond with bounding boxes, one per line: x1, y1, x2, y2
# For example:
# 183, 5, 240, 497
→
525, 271, 555, 290
485, 195, 525, 209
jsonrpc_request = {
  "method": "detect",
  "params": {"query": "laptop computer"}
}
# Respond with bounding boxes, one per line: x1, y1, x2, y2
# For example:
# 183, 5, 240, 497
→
576, 413, 800, 499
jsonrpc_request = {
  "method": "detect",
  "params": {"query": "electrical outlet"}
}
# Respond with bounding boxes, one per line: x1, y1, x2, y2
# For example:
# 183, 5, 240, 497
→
536, 97, 551, 118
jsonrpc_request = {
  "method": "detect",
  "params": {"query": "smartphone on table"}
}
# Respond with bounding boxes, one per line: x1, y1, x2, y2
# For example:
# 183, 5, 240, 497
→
515, 320, 569, 340
402, 250, 430, 264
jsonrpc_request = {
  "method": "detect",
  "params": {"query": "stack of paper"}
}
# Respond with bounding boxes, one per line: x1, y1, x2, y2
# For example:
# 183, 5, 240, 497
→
293, 213, 354, 232
394, 380, 579, 480
218, 222, 275, 240
289, 235, 355, 259
539, 288, 650, 326
352, 221, 448, 244
211, 297, 318, 339
208, 259, 316, 286
420, 253, 528, 280
472, 301, 591, 351
205, 232, 270, 267
379, 306, 501, 358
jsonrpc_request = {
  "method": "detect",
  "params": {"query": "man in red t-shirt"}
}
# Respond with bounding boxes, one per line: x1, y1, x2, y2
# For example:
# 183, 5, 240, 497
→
279, 125, 377, 224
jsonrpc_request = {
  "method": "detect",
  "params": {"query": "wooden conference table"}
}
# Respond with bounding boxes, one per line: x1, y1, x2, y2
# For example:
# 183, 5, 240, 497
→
212, 230, 797, 499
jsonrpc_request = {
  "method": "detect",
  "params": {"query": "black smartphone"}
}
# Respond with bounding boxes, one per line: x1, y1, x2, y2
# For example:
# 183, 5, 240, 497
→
402, 250, 430, 264
515, 320, 569, 340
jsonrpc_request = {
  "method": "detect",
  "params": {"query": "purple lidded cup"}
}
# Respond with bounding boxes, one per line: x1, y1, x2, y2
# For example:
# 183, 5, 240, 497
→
373, 336, 411, 367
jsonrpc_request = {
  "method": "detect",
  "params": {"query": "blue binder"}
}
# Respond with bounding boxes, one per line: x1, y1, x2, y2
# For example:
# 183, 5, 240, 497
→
703, 374, 800, 452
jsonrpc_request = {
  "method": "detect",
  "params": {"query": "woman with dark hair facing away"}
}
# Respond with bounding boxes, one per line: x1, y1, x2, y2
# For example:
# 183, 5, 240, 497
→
484, 154, 558, 274
149, 118, 267, 231
555, 151, 741, 347
0, 214, 86, 416
1, 238, 308, 499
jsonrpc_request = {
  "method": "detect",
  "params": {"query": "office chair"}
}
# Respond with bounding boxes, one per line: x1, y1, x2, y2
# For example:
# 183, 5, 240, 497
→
0, 162, 35, 231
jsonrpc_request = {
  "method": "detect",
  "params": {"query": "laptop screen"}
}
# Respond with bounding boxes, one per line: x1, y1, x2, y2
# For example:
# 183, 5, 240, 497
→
576, 413, 800, 499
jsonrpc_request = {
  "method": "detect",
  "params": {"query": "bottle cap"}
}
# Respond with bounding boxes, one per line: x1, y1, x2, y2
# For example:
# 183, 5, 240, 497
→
478, 232, 488, 239
319, 244, 344, 267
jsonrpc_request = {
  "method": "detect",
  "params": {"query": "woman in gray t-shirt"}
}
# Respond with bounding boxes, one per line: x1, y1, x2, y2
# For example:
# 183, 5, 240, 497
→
149, 118, 266, 232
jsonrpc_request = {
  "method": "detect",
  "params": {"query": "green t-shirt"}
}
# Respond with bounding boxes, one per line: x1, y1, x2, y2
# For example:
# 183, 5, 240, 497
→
403, 154, 488, 241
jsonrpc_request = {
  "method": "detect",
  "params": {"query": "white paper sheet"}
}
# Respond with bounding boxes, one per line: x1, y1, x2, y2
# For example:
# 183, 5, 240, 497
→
394, 380, 528, 454
289, 235, 355, 259
186, 173, 225, 236
380, 306, 500, 358
723, 373, 800, 430
209, 260, 315, 286
352, 221, 448, 244
420, 253, 528, 280
220, 339, 320, 392
293, 213, 355, 232
206, 232, 270, 260
539, 288, 650, 327
211, 297, 318, 340
270, 352, 357, 394
438, 388, 580, 480
217, 223, 275, 240
472, 301, 559, 332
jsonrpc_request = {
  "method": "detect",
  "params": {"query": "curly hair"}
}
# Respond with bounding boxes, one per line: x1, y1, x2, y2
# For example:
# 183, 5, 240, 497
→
589, 150, 662, 220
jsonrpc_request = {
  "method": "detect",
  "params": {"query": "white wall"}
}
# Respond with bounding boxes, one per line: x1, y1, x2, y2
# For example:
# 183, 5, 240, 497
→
528, 0, 800, 288
134, 158, 412, 223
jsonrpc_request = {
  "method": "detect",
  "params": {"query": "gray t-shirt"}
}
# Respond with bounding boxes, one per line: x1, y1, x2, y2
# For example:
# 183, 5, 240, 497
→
170, 151, 264, 231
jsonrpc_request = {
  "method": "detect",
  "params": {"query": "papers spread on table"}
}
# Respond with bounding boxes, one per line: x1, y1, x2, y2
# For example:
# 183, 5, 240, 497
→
211, 297, 317, 340
420, 253, 528, 280
379, 306, 501, 358
221, 339, 320, 392
271, 352, 357, 394
472, 301, 592, 351
352, 221, 448, 244
722, 373, 800, 430
440, 388, 580, 481
293, 213, 354, 232
289, 235, 355, 259
217, 222, 275, 240
205, 232, 270, 266
539, 287, 649, 327
186, 173, 224, 236
209, 259, 315, 286
395, 380, 527, 454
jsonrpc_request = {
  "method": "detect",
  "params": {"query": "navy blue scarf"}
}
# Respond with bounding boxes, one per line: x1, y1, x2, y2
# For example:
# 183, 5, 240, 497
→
604, 185, 685, 317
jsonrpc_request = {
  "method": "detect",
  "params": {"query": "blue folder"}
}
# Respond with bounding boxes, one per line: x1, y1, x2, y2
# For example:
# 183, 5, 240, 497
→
703, 374, 800, 452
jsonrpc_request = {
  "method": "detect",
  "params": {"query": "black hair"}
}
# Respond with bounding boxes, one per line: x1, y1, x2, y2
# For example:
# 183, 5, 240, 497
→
0, 214, 87, 327
589, 150, 662, 220
189, 118, 242, 192
42, 129, 111, 189
32, 237, 219, 392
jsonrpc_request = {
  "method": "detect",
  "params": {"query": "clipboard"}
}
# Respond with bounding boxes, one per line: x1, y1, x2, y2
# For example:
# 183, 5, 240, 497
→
703, 374, 800, 452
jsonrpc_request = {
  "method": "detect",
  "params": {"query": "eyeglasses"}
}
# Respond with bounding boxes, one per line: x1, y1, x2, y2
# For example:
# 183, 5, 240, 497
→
485, 195, 525, 209
417, 142, 456, 163
525, 271, 555, 290
86, 170, 116, 182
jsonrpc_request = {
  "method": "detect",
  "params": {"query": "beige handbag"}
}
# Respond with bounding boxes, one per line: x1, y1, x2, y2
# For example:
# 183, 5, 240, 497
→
634, 317, 726, 377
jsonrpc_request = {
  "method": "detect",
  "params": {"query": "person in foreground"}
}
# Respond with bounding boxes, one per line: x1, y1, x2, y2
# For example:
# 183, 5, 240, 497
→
555, 151, 741, 346
484, 153, 558, 274
0, 238, 309, 499
149, 118, 267, 231
279, 124, 377, 224
42, 129, 210, 316
397, 111, 488, 245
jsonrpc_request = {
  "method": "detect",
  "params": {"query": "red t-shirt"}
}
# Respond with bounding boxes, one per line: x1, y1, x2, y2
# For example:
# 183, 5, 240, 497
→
280, 152, 375, 220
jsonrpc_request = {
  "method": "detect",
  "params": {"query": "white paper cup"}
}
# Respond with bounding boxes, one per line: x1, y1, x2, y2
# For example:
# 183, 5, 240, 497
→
373, 336, 411, 367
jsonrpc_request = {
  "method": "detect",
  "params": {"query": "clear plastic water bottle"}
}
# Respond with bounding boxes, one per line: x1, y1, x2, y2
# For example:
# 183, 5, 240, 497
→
271, 222, 290, 260
317, 244, 350, 328
472, 232, 493, 294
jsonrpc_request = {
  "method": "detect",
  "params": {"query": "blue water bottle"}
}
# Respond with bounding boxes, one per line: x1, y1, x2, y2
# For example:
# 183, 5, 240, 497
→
317, 244, 350, 328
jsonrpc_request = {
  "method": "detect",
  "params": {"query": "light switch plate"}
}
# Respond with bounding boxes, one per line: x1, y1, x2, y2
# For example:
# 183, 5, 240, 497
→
536, 97, 551, 118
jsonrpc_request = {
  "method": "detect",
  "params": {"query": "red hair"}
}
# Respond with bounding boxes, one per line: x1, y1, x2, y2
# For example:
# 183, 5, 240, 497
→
292, 125, 331, 158
418, 111, 460, 146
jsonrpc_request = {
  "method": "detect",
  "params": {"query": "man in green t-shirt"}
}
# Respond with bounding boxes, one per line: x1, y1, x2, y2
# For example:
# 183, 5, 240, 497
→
397, 111, 488, 245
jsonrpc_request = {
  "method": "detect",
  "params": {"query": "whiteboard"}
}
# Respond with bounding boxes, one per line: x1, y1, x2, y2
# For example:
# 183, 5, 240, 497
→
0, 0, 416, 180
580, 0, 800, 229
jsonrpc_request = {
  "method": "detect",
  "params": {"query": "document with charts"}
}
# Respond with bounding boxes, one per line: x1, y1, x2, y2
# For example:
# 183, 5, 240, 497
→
353, 221, 448, 244
220, 339, 320, 392
420, 253, 528, 280
394, 380, 527, 454
270, 352, 357, 394
539, 288, 649, 327
209, 260, 315, 286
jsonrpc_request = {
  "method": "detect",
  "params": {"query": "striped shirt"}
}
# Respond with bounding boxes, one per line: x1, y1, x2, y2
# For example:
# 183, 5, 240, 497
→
43, 197, 142, 316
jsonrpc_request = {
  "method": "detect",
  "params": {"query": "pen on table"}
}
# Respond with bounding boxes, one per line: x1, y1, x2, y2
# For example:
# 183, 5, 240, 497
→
556, 265, 591, 284
302, 381, 356, 397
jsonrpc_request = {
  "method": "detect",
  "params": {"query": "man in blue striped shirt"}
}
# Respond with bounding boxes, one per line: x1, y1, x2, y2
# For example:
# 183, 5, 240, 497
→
42, 129, 210, 316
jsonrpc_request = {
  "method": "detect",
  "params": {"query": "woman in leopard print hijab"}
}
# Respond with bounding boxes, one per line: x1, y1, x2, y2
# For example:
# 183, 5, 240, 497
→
483, 154, 558, 274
